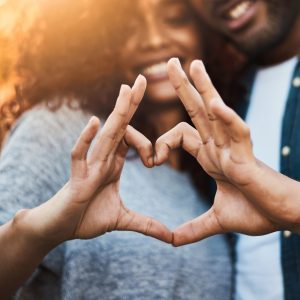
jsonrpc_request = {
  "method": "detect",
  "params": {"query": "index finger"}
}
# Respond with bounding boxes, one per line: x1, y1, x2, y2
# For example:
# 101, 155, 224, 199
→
190, 60, 229, 147
89, 84, 132, 163
167, 58, 212, 144
113, 75, 147, 149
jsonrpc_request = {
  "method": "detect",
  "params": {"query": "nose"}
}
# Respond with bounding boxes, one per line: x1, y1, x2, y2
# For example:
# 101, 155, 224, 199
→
138, 18, 168, 50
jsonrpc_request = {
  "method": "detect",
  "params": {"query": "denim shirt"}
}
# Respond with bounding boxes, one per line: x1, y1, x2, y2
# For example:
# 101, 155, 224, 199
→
235, 58, 300, 300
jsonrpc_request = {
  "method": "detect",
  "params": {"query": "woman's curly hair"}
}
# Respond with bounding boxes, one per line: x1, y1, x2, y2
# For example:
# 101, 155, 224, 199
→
0, 0, 133, 145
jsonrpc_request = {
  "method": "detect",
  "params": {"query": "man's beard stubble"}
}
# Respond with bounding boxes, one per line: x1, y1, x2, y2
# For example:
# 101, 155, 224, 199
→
221, 0, 300, 59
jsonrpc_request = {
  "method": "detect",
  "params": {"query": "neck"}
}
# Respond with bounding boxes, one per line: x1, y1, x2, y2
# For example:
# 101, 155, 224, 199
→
258, 17, 300, 66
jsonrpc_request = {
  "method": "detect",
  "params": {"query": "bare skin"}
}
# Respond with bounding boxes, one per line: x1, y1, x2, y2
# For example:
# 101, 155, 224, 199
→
120, 0, 203, 169
191, 0, 300, 65
154, 58, 300, 246
0, 1, 203, 296
2, 58, 300, 295
0, 75, 172, 298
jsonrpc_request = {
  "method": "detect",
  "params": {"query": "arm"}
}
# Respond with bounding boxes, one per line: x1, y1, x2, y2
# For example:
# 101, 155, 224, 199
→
0, 75, 172, 297
0, 213, 57, 299
154, 58, 300, 246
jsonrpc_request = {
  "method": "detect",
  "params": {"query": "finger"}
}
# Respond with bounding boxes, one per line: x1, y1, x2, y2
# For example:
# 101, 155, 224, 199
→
129, 74, 147, 120
190, 60, 229, 147
113, 75, 147, 155
71, 117, 100, 175
155, 122, 201, 165
117, 125, 154, 167
167, 58, 212, 143
210, 99, 253, 162
89, 85, 132, 163
116, 208, 173, 244
172, 208, 225, 246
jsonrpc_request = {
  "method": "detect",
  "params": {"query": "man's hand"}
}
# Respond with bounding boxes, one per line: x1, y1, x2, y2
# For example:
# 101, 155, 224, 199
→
155, 58, 300, 246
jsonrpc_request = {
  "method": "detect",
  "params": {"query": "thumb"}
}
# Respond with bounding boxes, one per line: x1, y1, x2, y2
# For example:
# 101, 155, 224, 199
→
172, 208, 225, 246
115, 207, 173, 244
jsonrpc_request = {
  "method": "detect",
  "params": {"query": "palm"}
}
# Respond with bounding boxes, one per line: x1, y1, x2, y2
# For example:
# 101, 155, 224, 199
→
213, 181, 277, 235
73, 183, 123, 238
72, 155, 136, 239
31, 76, 172, 246
194, 140, 278, 235
163, 58, 282, 246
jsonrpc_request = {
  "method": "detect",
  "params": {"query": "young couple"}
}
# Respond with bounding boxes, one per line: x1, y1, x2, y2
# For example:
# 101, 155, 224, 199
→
0, 0, 300, 299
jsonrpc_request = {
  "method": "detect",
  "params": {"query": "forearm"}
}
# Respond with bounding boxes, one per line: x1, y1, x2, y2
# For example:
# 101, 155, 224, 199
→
238, 160, 300, 232
0, 210, 57, 299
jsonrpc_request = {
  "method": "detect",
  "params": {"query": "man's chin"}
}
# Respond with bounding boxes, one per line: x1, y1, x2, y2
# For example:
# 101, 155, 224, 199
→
223, 26, 287, 59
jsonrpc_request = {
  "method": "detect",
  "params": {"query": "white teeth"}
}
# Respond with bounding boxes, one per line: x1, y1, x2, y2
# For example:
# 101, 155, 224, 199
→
229, 1, 251, 19
142, 62, 168, 77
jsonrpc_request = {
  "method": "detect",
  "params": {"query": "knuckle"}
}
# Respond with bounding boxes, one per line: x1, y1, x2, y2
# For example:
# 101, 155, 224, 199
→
110, 109, 126, 122
174, 75, 190, 91
187, 107, 201, 119
145, 217, 153, 236
71, 148, 80, 160
139, 144, 152, 157
156, 135, 164, 145
242, 125, 251, 139
182, 75, 190, 87
115, 109, 128, 119
207, 112, 217, 121
105, 129, 118, 141
177, 122, 189, 131
144, 140, 152, 150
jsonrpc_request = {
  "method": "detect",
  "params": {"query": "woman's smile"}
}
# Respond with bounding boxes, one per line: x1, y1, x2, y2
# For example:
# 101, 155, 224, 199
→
120, 0, 202, 103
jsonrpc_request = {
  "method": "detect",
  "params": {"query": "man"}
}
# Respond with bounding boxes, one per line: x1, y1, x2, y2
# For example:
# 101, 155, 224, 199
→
163, 1, 300, 299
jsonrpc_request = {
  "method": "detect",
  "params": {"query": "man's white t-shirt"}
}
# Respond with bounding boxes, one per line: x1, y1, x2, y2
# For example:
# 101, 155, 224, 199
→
235, 57, 298, 300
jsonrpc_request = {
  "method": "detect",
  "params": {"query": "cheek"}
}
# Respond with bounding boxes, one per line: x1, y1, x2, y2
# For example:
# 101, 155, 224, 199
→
121, 42, 135, 66
119, 45, 137, 81
176, 29, 203, 58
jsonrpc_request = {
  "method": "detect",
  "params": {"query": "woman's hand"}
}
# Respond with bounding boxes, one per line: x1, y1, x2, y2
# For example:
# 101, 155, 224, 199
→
18, 75, 172, 247
154, 58, 300, 246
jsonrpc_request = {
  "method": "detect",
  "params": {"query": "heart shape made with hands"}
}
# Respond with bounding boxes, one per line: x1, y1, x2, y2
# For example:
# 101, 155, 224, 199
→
65, 59, 209, 247
122, 57, 282, 247
69, 57, 281, 250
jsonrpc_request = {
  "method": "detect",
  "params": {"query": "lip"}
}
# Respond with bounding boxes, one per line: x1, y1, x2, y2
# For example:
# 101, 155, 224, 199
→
133, 56, 185, 83
215, 0, 257, 32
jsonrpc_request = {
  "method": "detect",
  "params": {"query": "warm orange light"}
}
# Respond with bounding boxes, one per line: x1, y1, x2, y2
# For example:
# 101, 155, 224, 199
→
0, 0, 8, 8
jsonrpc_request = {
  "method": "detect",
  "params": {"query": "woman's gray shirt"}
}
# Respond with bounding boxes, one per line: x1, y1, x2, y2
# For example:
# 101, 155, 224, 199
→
0, 105, 232, 300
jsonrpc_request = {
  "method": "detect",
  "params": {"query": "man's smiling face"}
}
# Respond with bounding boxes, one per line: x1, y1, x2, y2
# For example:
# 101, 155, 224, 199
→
191, 0, 300, 58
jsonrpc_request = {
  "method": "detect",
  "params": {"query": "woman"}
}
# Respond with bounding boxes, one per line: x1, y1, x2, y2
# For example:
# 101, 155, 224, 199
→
0, 0, 232, 299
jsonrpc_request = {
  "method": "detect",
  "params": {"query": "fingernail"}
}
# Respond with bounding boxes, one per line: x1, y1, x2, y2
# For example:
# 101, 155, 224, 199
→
192, 60, 204, 72
119, 84, 126, 94
136, 74, 143, 81
148, 156, 154, 166
198, 60, 206, 70
173, 57, 181, 68
154, 155, 160, 165
89, 116, 98, 125
120, 84, 131, 96
136, 74, 147, 86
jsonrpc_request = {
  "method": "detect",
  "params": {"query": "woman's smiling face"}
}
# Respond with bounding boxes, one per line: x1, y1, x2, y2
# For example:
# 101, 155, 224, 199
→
120, 0, 202, 103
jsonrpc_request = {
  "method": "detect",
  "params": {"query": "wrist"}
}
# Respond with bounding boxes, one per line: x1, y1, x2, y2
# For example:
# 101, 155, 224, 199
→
12, 208, 61, 252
